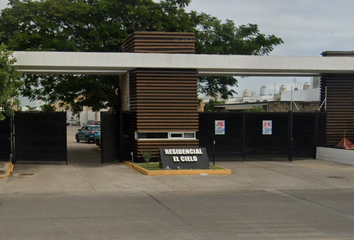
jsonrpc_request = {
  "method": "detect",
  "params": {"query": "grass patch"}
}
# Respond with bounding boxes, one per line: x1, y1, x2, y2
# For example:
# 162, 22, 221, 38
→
134, 163, 162, 171
210, 165, 224, 170
134, 162, 225, 171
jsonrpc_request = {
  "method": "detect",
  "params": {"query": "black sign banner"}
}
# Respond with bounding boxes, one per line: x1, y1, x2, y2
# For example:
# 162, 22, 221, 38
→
159, 148, 209, 170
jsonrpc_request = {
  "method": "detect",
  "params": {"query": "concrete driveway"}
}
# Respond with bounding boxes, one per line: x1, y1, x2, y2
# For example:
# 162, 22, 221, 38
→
0, 126, 353, 239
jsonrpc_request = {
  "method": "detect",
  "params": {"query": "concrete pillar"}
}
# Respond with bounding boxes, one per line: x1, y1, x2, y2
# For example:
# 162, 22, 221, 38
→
120, 73, 130, 111
95, 111, 99, 121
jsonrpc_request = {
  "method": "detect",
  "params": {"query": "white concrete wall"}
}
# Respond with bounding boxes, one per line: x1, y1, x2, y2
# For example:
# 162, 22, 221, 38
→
78, 107, 101, 125
67, 107, 103, 126
316, 147, 354, 165
281, 88, 320, 101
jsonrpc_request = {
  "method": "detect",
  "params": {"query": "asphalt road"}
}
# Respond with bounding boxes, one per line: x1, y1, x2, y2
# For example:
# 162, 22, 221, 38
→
0, 126, 353, 240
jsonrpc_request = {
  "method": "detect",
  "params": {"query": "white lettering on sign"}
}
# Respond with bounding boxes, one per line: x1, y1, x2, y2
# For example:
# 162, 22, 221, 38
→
173, 156, 180, 162
164, 149, 203, 155
172, 156, 198, 162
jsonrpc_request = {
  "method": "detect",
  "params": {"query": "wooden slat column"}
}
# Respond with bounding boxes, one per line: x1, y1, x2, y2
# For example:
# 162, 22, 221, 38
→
122, 32, 195, 53
320, 74, 354, 146
321, 51, 354, 146
130, 69, 199, 159
123, 32, 199, 160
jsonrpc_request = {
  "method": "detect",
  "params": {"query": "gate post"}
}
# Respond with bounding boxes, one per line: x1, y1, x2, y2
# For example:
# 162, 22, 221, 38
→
288, 111, 293, 161
119, 110, 124, 162
12, 115, 16, 164
242, 112, 246, 162
313, 111, 319, 159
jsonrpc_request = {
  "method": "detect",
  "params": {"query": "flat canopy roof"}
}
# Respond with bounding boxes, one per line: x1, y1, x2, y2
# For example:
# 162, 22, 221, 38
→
13, 51, 354, 76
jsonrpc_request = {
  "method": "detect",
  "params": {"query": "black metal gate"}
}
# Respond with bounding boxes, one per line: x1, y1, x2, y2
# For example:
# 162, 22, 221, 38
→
0, 117, 12, 161
198, 112, 326, 161
14, 112, 67, 163
199, 112, 243, 160
100, 111, 131, 163
244, 113, 289, 158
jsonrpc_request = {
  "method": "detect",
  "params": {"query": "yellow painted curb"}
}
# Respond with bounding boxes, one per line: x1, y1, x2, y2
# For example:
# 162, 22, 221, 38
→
0, 162, 14, 178
123, 161, 232, 176
95, 147, 101, 152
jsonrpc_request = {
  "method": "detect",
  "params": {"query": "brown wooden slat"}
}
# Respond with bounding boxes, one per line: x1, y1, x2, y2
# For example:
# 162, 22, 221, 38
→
130, 67, 199, 161
125, 32, 198, 161
321, 73, 354, 145
122, 32, 195, 53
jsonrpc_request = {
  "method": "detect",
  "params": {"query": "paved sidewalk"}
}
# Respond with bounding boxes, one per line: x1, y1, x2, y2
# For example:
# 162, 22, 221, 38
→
0, 127, 354, 239
2, 158, 354, 194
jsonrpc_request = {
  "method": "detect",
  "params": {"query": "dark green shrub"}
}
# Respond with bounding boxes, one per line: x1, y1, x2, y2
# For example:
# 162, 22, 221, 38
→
141, 150, 152, 163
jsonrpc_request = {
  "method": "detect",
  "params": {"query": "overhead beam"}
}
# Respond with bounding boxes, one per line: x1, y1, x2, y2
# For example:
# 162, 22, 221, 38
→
13, 51, 354, 76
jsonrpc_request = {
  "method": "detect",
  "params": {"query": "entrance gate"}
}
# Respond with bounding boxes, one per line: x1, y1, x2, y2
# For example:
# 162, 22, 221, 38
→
14, 112, 67, 163
0, 117, 12, 161
198, 112, 326, 161
100, 111, 131, 163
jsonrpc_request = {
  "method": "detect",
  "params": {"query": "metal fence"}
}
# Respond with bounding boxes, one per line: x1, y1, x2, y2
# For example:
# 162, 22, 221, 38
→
198, 112, 326, 161
0, 117, 12, 161
14, 112, 67, 163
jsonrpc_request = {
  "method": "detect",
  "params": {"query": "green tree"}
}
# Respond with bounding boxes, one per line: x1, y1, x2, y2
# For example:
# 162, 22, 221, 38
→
191, 12, 283, 99
243, 106, 266, 112
204, 99, 225, 112
41, 103, 55, 112
0, 43, 21, 120
25, 105, 36, 111
0, 0, 283, 112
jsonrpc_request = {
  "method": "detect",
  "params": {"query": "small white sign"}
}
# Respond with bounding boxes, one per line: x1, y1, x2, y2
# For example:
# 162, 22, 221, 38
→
262, 120, 272, 135
215, 120, 225, 135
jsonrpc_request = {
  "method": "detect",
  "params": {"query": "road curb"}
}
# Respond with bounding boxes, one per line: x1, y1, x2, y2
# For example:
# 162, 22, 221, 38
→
123, 161, 232, 176
0, 162, 14, 178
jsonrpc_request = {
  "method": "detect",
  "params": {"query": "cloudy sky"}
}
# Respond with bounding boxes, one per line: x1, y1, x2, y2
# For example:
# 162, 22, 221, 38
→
187, 0, 354, 96
1, 0, 353, 97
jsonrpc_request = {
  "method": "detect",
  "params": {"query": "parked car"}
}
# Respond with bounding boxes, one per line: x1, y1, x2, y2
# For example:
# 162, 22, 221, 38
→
67, 118, 79, 126
83, 120, 100, 126
86, 120, 94, 125
75, 125, 101, 143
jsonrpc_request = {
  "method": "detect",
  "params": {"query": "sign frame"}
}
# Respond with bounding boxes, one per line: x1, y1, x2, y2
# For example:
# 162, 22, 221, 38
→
159, 148, 209, 170
262, 120, 273, 135
215, 120, 225, 135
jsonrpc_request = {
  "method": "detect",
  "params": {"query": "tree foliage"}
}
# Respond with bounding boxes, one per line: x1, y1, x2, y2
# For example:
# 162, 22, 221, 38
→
190, 12, 283, 99
243, 106, 266, 112
0, 43, 21, 120
0, 0, 283, 112
40, 103, 56, 112
204, 99, 225, 112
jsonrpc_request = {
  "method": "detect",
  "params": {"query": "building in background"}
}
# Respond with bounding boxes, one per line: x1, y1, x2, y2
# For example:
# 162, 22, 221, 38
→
209, 81, 321, 112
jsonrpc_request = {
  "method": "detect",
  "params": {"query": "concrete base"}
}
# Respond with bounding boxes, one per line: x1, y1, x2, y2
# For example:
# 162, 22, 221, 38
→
123, 161, 232, 176
316, 147, 354, 165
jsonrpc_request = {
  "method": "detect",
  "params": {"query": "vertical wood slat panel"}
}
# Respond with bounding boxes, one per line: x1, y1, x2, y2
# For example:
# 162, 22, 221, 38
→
122, 31, 195, 53
124, 31, 198, 161
130, 68, 199, 160
321, 74, 354, 146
